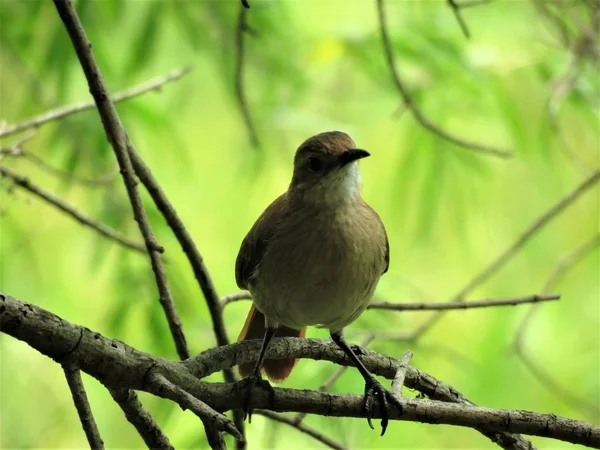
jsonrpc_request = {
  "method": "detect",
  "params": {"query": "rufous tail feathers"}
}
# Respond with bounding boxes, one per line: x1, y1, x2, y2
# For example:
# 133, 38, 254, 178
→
237, 304, 305, 382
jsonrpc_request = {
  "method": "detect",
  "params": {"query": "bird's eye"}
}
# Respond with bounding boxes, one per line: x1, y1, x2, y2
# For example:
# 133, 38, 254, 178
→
307, 156, 323, 172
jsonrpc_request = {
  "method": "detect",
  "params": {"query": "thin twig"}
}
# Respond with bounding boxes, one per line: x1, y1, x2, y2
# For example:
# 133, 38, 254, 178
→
409, 170, 600, 340
148, 372, 242, 443
1, 134, 117, 187
447, 0, 471, 39
392, 351, 413, 398
53, 0, 190, 360
0, 66, 192, 139
221, 291, 560, 312
220, 291, 252, 308
235, 5, 259, 148
255, 410, 347, 450
109, 388, 174, 449
368, 293, 560, 311
126, 145, 247, 446
0, 165, 145, 254
375, 0, 512, 159
514, 234, 600, 420
457, 0, 494, 9
63, 367, 105, 449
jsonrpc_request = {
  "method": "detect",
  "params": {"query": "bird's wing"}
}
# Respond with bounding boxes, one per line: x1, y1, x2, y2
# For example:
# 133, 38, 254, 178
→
364, 202, 389, 275
235, 193, 288, 290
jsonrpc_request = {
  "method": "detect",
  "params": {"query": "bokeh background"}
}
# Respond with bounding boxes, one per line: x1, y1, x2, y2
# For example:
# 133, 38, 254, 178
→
1, 0, 598, 448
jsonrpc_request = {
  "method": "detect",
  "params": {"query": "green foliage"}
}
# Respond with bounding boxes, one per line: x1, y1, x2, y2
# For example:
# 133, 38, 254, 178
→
0, 1, 598, 449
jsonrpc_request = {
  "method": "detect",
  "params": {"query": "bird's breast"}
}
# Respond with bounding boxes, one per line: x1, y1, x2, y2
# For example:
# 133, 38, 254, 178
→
250, 202, 386, 331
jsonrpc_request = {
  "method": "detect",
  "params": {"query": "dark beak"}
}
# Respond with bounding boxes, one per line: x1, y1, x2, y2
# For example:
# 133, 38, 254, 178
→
339, 148, 370, 166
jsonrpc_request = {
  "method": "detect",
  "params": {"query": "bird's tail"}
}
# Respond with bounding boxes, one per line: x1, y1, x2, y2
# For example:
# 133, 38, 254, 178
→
237, 304, 306, 382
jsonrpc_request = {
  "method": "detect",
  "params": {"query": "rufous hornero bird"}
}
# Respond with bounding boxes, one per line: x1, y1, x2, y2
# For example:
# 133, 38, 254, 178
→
235, 131, 401, 435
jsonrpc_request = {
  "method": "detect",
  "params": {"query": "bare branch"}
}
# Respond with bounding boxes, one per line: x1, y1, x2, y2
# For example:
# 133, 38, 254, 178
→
375, 0, 512, 159
53, 0, 189, 360
222, 292, 560, 312
392, 351, 413, 398
235, 5, 260, 148
255, 410, 347, 450
0, 66, 191, 139
147, 372, 242, 445
410, 170, 600, 339
514, 234, 600, 420
447, 0, 471, 39
0, 165, 145, 254
369, 293, 560, 311
294, 333, 375, 425
126, 138, 246, 445
63, 367, 105, 449
109, 388, 174, 449
456, 0, 494, 9
7, 292, 600, 448
220, 291, 252, 308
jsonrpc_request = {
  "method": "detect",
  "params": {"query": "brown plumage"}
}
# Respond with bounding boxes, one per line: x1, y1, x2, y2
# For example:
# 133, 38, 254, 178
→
236, 131, 388, 382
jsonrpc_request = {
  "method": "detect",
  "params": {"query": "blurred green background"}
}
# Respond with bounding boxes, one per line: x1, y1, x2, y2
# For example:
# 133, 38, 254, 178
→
1, 0, 598, 448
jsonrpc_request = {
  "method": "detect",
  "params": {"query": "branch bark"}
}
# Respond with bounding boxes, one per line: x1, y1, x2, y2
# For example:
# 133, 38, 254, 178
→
5, 293, 600, 448
108, 388, 174, 449
0, 67, 191, 139
0, 165, 145, 254
375, 0, 512, 158
63, 367, 105, 449
368, 293, 560, 311
52, 0, 189, 361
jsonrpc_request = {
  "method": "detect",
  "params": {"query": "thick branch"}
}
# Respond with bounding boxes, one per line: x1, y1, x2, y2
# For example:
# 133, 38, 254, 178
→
0, 165, 145, 254
147, 372, 242, 443
368, 294, 560, 311
53, 0, 189, 360
375, 0, 512, 158
0, 293, 549, 449
0, 67, 191, 139
108, 388, 174, 449
63, 367, 105, 449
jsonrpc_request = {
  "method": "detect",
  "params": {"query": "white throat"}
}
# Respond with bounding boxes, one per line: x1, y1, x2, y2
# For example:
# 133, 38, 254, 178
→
304, 162, 363, 206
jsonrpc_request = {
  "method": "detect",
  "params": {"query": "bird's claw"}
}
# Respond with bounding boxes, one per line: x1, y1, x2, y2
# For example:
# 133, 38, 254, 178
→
363, 378, 403, 436
236, 371, 274, 422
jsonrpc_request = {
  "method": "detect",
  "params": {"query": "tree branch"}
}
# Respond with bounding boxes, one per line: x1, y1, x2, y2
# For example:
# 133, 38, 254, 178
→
108, 387, 174, 449
147, 372, 242, 444
392, 351, 413, 398
447, 0, 471, 39
0, 165, 145, 254
235, 5, 260, 148
368, 293, 560, 311
52, 0, 189, 361
375, 0, 512, 159
0, 293, 561, 450
254, 410, 347, 450
63, 367, 105, 449
0, 67, 191, 139
409, 169, 600, 339
514, 234, 600, 420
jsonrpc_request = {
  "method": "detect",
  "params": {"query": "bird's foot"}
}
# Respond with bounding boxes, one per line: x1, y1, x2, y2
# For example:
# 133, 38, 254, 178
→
363, 377, 403, 436
236, 370, 274, 422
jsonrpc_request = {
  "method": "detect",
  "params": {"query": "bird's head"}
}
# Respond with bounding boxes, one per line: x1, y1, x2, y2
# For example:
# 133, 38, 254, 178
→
289, 131, 369, 205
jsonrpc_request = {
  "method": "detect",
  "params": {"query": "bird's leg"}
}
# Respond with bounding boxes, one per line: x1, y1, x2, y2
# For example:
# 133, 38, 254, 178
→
239, 326, 277, 422
330, 330, 403, 436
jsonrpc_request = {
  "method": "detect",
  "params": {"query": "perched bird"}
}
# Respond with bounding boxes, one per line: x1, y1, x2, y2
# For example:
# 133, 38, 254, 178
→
235, 131, 401, 434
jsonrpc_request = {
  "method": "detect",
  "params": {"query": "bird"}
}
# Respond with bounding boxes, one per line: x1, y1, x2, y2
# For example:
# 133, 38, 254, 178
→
235, 130, 401, 435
